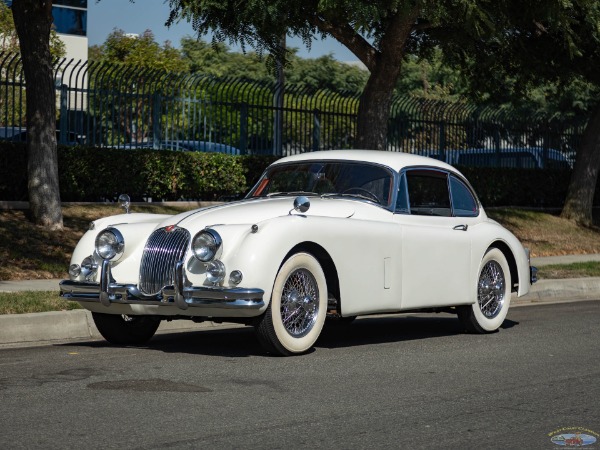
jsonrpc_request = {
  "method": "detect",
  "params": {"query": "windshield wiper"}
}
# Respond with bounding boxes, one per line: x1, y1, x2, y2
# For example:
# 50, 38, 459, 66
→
266, 191, 319, 197
321, 192, 379, 203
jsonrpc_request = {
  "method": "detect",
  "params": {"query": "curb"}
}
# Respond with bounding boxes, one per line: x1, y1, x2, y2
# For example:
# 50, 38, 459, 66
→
516, 277, 600, 304
0, 309, 244, 347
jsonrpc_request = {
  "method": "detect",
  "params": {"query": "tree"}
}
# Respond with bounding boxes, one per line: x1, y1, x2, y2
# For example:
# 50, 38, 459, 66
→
0, 1, 64, 55
431, 0, 600, 225
90, 29, 188, 72
11, 0, 62, 230
166, 0, 501, 150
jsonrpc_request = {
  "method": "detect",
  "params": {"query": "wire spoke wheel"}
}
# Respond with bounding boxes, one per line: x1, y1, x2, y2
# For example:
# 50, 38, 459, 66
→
478, 260, 505, 319
280, 268, 319, 338
458, 248, 512, 333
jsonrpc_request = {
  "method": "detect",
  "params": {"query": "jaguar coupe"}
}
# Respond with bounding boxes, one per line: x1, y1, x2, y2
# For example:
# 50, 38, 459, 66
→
60, 150, 536, 355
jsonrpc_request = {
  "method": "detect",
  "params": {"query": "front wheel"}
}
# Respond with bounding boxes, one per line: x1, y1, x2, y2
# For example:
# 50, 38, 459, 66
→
255, 253, 327, 356
458, 248, 512, 333
92, 312, 160, 345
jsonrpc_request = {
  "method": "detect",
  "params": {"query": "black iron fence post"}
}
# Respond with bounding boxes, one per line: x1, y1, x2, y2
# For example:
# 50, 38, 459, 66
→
239, 102, 248, 155
312, 109, 321, 152
58, 83, 68, 145
152, 92, 161, 149
438, 120, 446, 162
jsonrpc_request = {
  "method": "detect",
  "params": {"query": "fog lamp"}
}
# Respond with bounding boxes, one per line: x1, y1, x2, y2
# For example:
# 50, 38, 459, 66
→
69, 264, 81, 279
229, 270, 243, 285
206, 260, 226, 284
81, 255, 98, 280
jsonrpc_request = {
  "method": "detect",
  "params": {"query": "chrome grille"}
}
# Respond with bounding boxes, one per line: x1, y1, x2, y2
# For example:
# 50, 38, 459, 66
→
139, 227, 190, 295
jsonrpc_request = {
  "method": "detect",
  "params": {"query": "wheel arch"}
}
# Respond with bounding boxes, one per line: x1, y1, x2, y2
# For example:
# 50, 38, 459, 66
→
283, 242, 341, 313
488, 240, 519, 292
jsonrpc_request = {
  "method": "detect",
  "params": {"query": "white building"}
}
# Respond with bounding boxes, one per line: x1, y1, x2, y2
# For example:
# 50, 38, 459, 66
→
3, 0, 88, 61
52, 0, 88, 61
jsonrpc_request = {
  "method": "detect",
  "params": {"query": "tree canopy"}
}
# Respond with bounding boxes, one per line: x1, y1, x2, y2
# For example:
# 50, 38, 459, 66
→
89, 28, 188, 72
429, 0, 600, 224
0, 1, 64, 57
166, 0, 505, 149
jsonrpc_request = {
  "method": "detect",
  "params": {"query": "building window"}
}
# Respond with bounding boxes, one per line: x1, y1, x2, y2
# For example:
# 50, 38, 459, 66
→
54, 0, 87, 7
52, 6, 87, 36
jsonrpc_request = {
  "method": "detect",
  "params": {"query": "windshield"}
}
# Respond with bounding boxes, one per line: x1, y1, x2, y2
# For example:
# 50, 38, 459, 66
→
247, 161, 394, 207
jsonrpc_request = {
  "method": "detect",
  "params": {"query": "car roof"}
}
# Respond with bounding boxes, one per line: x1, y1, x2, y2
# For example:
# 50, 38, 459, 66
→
273, 149, 459, 173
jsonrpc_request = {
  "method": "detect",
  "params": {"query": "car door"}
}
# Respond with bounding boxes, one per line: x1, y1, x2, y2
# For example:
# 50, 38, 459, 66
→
393, 168, 479, 309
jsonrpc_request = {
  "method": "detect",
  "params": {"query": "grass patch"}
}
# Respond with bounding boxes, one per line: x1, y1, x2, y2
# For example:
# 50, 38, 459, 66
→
487, 208, 600, 257
537, 262, 600, 279
0, 204, 194, 281
0, 291, 82, 314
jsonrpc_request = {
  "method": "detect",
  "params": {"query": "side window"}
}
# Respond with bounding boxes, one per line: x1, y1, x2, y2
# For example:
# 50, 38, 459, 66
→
405, 170, 451, 217
450, 176, 479, 217
395, 173, 409, 213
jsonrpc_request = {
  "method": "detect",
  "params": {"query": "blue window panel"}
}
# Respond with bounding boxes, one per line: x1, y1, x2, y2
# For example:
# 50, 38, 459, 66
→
54, 0, 87, 7
52, 7, 87, 36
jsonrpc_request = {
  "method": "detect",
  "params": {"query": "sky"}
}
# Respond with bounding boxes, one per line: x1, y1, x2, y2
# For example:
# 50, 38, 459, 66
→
87, 0, 358, 62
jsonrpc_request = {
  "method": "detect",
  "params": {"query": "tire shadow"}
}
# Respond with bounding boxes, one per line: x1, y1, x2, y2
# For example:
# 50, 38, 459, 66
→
61, 314, 519, 357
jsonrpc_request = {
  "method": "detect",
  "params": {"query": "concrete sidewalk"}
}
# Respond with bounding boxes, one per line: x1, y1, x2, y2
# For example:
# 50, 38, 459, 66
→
1, 254, 599, 347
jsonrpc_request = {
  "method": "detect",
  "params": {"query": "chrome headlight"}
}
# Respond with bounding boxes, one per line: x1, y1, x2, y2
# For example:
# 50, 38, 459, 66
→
95, 228, 125, 261
191, 229, 222, 262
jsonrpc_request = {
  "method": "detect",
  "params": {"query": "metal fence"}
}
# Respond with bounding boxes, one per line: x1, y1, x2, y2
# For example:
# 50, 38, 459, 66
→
0, 52, 587, 168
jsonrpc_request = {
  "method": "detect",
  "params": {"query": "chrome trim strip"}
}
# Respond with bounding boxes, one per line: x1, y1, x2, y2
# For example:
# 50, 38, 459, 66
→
59, 280, 265, 310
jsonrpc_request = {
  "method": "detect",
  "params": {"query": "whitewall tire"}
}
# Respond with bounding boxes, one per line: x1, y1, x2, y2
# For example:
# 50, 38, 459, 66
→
458, 248, 512, 333
255, 252, 328, 356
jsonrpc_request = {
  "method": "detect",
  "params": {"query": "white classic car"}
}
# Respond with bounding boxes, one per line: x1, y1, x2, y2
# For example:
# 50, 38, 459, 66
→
60, 150, 537, 356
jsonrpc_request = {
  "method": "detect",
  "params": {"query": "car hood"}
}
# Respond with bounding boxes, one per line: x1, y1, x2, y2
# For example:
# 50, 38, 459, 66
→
161, 197, 357, 229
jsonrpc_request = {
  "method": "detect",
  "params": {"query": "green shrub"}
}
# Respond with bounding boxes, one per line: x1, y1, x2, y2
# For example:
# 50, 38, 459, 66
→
0, 143, 277, 202
0, 142, 593, 207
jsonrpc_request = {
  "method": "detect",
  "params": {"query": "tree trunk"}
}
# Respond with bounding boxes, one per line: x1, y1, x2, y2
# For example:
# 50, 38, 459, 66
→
355, 68, 398, 150
353, 11, 415, 150
560, 102, 600, 226
12, 0, 63, 230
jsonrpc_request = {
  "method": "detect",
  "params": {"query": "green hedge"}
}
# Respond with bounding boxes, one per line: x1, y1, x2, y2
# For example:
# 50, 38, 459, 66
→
0, 142, 593, 207
458, 166, 575, 208
0, 143, 278, 202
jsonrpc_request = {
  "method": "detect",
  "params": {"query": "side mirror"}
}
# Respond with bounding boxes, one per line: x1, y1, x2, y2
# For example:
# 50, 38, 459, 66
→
293, 196, 310, 214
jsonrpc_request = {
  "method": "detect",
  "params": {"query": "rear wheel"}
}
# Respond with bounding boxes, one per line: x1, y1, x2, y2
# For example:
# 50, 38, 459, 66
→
92, 312, 160, 345
458, 248, 512, 333
255, 253, 327, 356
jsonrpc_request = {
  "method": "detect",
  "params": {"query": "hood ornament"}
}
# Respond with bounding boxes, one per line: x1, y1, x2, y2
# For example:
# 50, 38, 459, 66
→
290, 196, 310, 215
118, 194, 131, 214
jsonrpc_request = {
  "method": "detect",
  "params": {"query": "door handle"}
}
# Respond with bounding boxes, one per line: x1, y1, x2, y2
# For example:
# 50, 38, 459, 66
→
453, 224, 468, 231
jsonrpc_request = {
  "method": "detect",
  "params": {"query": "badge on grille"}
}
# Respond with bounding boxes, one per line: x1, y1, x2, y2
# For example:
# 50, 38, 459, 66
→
165, 225, 177, 232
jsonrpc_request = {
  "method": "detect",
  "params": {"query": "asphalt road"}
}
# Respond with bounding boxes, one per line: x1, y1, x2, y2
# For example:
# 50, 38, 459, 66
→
1, 301, 599, 450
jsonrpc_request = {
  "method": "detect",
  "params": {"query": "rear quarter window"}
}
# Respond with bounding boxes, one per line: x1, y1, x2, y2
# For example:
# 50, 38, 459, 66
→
450, 175, 479, 217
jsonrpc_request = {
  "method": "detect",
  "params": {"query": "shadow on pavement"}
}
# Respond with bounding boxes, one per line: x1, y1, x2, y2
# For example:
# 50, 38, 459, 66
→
60, 314, 519, 357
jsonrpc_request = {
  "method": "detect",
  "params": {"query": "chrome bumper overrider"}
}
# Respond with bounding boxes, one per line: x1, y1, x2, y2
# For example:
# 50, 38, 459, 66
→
60, 260, 264, 311
530, 266, 538, 284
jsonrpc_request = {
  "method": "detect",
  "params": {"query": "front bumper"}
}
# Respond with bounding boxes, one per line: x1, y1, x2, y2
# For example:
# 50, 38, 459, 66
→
60, 260, 264, 312
530, 266, 538, 284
